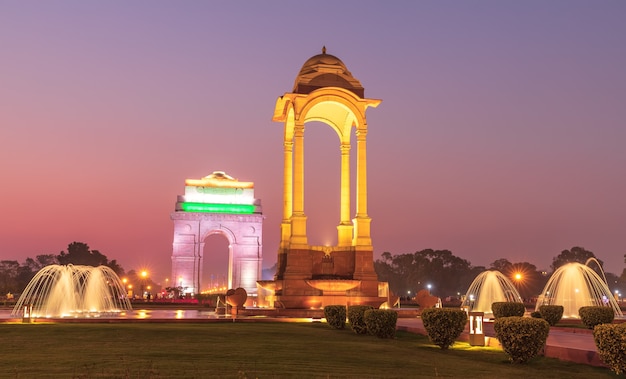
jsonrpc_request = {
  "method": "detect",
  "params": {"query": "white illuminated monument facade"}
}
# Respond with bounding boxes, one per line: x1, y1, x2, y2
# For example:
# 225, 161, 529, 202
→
171, 171, 263, 298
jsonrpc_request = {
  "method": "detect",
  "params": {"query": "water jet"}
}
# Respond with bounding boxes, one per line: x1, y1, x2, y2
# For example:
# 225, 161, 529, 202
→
11, 265, 132, 318
461, 270, 523, 317
535, 259, 622, 319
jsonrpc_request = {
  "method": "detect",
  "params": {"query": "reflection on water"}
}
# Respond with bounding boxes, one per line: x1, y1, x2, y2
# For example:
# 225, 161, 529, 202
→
0, 308, 224, 320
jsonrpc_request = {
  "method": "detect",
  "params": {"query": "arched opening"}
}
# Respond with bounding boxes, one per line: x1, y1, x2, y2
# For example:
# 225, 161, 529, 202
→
201, 233, 230, 293
304, 121, 340, 247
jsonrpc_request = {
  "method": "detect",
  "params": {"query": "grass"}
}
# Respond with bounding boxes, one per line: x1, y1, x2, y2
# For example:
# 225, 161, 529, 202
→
0, 321, 615, 378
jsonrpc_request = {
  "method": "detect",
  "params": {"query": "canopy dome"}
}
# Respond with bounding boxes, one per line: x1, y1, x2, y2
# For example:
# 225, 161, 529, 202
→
292, 47, 364, 97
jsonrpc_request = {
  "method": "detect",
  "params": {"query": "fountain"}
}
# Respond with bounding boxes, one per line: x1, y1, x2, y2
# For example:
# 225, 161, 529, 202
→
461, 270, 523, 317
11, 265, 132, 318
535, 259, 623, 319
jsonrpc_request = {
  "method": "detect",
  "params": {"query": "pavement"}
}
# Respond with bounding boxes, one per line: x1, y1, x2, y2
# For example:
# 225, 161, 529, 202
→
396, 318, 605, 367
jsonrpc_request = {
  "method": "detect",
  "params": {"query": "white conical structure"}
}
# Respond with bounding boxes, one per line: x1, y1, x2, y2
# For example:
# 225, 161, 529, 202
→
536, 261, 622, 319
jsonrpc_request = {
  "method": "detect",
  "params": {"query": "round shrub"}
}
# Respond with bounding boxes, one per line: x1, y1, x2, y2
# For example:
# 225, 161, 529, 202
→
593, 323, 626, 375
348, 305, 374, 334
538, 305, 563, 326
421, 308, 467, 349
491, 302, 525, 319
579, 306, 614, 329
364, 309, 398, 338
530, 311, 542, 318
323, 305, 346, 329
494, 316, 549, 363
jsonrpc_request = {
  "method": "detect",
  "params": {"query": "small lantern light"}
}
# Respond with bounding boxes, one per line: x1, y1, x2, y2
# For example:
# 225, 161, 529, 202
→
469, 311, 485, 346
22, 304, 33, 324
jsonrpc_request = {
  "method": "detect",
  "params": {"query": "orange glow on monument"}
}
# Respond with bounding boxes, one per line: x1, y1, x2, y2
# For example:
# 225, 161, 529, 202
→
257, 47, 389, 309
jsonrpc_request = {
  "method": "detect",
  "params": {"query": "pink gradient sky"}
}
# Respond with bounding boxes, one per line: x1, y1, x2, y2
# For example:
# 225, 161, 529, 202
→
1, 2, 625, 285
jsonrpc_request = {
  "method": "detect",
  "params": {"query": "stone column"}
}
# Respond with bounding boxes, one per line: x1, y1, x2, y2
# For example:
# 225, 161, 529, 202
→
291, 123, 307, 247
353, 127, 372, 247
337, 143, 353, 246
280, 140, 293, 249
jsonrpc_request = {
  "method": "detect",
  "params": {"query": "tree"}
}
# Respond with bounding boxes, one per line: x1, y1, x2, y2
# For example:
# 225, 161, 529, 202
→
0, 260, 21, 294
550, 246, 602, 272
56, 242, 124, 275
490, 258, 513, 273
374, 249, 475, 298
23, 254, 58, 273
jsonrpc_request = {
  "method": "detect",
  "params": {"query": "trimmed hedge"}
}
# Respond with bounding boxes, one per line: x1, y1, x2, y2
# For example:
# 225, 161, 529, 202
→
348, 305, 374, 334
494, 316, 549, 363
593, 323, 626, 375
421, 308, 467, 349
579, 306, 614, 329
491, 302, 525, 319
538, 305, 563, 326
364, 309, 398, 338
323, 305, 346, 329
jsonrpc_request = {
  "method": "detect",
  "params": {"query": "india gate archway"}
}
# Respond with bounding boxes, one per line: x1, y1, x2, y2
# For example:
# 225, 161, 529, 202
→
257, 48, 389, 309
171, 171, 263, 297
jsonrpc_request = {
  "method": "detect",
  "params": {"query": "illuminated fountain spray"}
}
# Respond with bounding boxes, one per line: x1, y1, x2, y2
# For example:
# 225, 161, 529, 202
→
535, 259, 622, 319
11, 265, 132, 318
461, 270, 523, 317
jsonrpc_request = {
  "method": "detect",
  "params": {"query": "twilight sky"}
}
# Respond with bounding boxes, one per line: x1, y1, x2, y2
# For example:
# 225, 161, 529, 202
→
1, 1, 625, 286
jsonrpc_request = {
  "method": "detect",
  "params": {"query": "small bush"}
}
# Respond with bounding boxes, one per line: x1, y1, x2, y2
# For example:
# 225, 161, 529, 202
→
491, 302, 525, 319
593, 323, 626, 375
323, 305, 346, 329
421, 308, 467, 349
364, 309, 398, 338
494, 316, 549, 363
579, 306, 614, 329
530, 311, 542, 318
348, 305, 374, 334
538, 305, 563, 326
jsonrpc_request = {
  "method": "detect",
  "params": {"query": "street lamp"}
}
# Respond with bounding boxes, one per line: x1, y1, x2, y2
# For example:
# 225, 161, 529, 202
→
141, 270, 148, 300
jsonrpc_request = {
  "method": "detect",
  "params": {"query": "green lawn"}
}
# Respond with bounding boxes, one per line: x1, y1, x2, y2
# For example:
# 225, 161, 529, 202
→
0, 321, 614, 378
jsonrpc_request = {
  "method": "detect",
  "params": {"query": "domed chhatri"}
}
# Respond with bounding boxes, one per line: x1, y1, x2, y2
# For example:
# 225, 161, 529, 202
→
262, 48, 384, 309
292, 46, 365, 97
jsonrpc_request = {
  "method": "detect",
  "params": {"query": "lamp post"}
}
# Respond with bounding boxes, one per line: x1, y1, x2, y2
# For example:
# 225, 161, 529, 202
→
141, 270, 148, 300
469, 311, 485, 346
513, 272, 523, 301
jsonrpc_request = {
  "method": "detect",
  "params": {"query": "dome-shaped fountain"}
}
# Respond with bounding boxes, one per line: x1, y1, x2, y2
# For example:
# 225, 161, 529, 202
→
11, 265, 132, 318
461, 270, 523, 317
535, 260, 623, 319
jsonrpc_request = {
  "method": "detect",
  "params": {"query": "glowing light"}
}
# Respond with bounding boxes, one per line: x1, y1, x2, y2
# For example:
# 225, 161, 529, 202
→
514, 273, 522, 281
181, 202, 255, 214
185, 171, 254, 189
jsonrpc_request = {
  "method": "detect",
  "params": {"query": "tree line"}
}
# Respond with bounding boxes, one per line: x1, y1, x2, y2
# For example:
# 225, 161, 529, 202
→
0, 242, 125, 295
374, 246, 626, 301
2, 242, 625, 301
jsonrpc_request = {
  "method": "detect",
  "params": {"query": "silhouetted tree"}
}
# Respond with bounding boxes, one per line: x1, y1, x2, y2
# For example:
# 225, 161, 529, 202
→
23, 254, 58, 273
375, 249, 475, 298
0, 260, 21, 294
550, 246, 602, 272
490, 258, 513, 273
56, 242, 125, 275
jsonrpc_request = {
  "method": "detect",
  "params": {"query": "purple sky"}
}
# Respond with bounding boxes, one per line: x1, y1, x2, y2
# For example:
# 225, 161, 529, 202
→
1, 1, 625, 285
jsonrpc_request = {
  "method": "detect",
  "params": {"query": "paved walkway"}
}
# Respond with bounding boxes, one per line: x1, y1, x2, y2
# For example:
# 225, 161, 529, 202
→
396, 318, 605, 367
